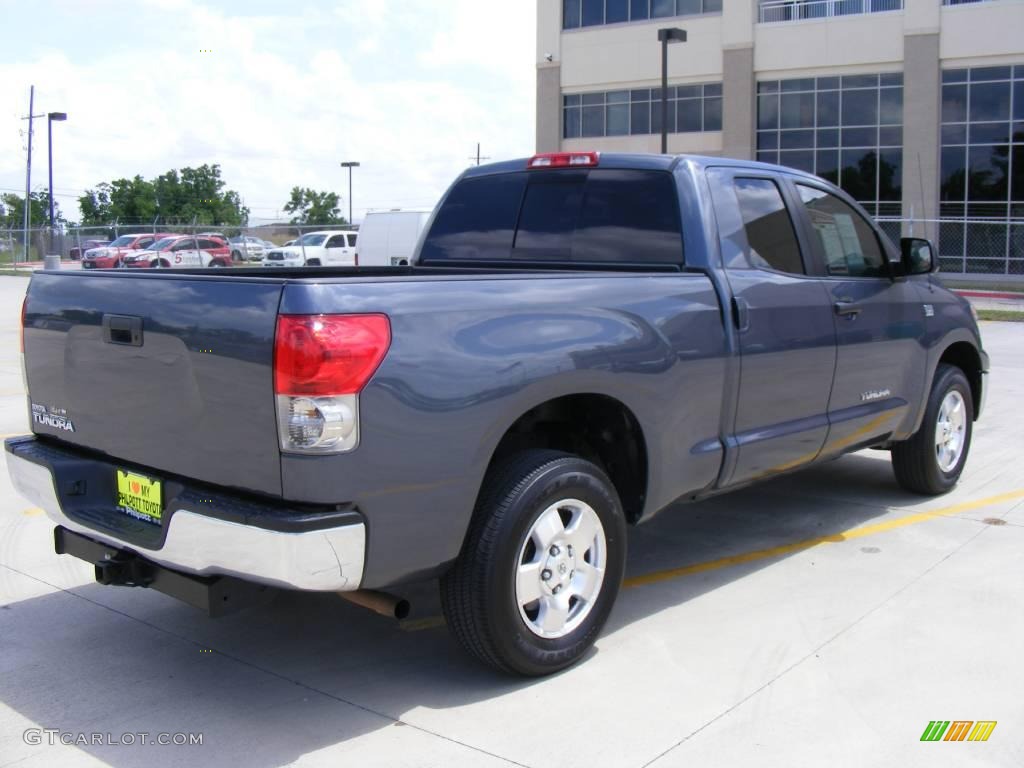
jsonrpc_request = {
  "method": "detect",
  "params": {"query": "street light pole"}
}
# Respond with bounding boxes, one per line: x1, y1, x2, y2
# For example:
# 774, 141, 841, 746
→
47, 111, 67, 254
340, 161, 360, 225
657, 28, 687, 155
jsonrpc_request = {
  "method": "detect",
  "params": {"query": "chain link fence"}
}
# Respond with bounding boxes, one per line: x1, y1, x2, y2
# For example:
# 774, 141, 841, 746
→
877, 218, 1024, 277
1, 222, 362, 266
4, 217, 1022, 278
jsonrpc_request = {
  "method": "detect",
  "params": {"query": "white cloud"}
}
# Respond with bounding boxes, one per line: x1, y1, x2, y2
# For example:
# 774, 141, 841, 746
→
0, 0, 537, 225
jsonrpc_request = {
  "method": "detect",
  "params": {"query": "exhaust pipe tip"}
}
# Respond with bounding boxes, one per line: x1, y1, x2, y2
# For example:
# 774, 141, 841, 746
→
339, 589, 410, 620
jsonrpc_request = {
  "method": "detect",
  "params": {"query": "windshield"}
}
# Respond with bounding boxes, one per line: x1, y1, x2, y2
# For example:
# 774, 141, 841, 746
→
109, 236, 135, 247
297, 234, 327, 246
148, 237, 177, 251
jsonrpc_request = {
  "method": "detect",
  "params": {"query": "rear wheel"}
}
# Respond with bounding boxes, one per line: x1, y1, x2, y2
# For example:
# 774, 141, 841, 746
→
891, 364, 973, 495
441, 450, 627, 676
306, 258, 321, 266
208, 259, 224, 268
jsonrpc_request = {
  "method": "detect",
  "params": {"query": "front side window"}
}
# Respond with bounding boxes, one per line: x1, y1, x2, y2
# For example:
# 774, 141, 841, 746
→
733, 178, 804, 274
797, 185, 887, 278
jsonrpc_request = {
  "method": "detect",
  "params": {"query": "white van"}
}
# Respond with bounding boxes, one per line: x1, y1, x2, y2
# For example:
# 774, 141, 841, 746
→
356, 209, 432, 267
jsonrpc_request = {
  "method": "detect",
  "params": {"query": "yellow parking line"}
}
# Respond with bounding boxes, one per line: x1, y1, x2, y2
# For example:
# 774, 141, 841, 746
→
623, 489, 1024, 589
21, 507, 43, 517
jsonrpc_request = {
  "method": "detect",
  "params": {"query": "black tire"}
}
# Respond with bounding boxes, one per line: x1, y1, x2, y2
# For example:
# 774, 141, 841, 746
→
306, 258, 320, 267
891, 363, 973, 495
441, 450, 627, 676
231, 250, 241, 262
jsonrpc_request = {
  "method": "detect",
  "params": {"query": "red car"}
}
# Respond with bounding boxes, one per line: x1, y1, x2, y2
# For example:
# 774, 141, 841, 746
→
81, 233, 175, 269
123, 235, 233, 268
69, 238, 110, 260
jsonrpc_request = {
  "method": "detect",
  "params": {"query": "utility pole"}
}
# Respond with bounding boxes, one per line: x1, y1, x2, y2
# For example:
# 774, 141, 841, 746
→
469, 143, 491, 166
20, 86, 44, 264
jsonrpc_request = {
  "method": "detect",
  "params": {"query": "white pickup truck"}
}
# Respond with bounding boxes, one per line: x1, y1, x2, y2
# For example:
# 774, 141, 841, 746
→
262, 230, 358, 267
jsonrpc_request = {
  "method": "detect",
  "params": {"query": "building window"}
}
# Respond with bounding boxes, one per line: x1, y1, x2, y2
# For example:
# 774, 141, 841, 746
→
563, 0, 721, 29
756, 73, 903, 222
939, 65, 1024, 275
563, 84, 722, 138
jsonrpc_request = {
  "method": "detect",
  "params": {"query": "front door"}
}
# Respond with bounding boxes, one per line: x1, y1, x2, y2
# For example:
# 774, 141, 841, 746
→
708, 169, 838, 486
790, 182, 927, 456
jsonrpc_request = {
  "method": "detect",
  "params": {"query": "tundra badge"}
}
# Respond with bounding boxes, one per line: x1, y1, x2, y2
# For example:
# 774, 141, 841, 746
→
31, 403, 75, 432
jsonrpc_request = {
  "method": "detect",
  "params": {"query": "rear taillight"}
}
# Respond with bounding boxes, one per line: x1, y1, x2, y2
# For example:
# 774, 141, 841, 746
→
20, 296, 27, 353
273, 314, 390, 454
527, 152, 599, 169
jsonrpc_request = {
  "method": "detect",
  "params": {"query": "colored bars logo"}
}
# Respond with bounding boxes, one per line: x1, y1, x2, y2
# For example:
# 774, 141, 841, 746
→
921, 721, 997, 742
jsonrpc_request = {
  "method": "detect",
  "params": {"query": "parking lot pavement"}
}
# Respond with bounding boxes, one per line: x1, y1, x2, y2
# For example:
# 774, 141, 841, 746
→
0, 274, 1021, 768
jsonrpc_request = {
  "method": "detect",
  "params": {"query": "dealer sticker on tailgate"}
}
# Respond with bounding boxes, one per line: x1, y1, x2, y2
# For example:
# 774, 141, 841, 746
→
115, 470, 163, 524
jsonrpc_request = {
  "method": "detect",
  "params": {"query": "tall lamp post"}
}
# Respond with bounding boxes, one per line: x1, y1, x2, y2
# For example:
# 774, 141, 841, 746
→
340, 161, 360, 225
657, 28, 687, 154
47, 111, 67, 254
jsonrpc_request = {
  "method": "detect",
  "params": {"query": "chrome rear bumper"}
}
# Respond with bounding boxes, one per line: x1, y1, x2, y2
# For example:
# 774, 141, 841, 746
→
6, 442, 365, 591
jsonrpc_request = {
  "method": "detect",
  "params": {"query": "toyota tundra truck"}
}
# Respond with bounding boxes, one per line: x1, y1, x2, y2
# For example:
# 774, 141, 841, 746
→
7, 153, 988, 676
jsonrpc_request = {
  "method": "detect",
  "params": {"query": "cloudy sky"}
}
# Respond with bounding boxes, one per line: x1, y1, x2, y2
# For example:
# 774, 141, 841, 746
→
0, 0, 536, 225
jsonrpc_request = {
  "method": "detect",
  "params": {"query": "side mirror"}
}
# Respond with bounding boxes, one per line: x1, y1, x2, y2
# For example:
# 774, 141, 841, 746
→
900, 237, 937, 276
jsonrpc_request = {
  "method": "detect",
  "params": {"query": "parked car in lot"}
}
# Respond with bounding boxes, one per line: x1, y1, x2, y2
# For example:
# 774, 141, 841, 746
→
227, 236, 267, 262
123, 235, 232, 268
10, 152, 988, 676
82, 233, 172, 268
69, 238, 111, 260
262, 230, 358, 267
356, 209, 431, 266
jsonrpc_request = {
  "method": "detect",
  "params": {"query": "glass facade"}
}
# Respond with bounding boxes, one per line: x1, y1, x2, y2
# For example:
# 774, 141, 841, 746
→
940, 65, 1024, 274
563, 0, 721, 30
564, 84, 722, 139
756, 73, 904, 226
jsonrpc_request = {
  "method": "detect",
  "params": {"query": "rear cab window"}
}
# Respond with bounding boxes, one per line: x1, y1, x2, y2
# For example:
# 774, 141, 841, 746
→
420, 168, 683, 267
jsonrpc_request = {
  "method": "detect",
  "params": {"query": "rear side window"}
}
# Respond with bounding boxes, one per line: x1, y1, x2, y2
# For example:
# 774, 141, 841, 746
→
420, 169, 683, 265
733, 178, 805, 275
347, 234, 357, 247
796, 185, 887, 278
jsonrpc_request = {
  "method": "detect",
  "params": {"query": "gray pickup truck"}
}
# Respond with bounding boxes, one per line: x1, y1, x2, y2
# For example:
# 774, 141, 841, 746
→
8, 152, 987, 676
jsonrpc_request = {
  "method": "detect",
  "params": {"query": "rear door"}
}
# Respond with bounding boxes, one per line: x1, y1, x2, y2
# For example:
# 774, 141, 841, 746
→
24, 272, 285, 495
707, 168, 838, 485
789, 181, 927, 456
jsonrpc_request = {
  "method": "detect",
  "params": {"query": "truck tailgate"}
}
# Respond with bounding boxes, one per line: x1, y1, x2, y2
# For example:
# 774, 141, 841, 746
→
23, 272, 284, 496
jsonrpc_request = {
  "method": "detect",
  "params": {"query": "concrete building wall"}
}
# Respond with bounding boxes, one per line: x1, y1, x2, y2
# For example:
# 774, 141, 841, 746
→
902, 32, 941, 241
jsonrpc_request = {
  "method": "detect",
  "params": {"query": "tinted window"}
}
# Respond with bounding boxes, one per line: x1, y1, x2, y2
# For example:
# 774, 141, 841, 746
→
514, 173, 586, 257
797, 185, 887, 278
137, 238, 154, 249
733, 178, 804, 274
325, 235, 346, 248
347, 234, 357, 247
574, 170, 682, 264
421, 169, 682, 265
419, 174, 527, 262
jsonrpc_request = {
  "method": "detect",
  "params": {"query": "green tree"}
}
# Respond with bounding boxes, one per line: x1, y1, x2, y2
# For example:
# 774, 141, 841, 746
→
0, 191, 64, 230
283, 187, 347, 226
78, 164, 249, 226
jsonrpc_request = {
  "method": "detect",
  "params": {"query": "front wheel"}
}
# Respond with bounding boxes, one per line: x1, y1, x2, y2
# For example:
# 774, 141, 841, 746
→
441, 450, 627, 676
891, 363, 974, 495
